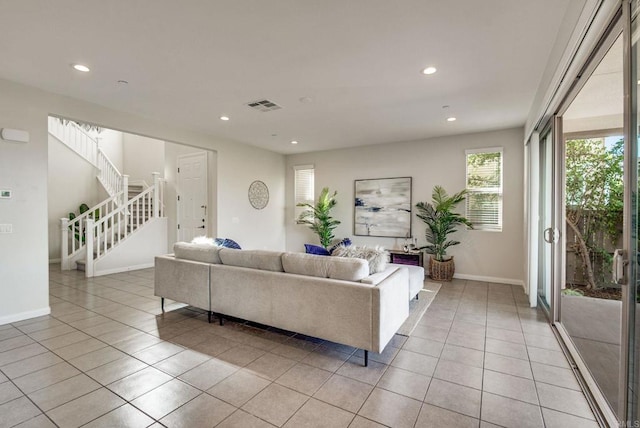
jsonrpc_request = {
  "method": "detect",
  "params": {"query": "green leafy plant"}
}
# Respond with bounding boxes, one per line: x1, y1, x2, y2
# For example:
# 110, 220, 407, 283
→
297, 187, 341, 248
562, 288, 585, 296
565, 138, 623, 289
415, 185, 473, 261
68, 203, 100, 243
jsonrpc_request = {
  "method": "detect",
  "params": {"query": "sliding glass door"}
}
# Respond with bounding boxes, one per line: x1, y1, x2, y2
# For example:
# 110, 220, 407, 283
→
554, 24, 627, 423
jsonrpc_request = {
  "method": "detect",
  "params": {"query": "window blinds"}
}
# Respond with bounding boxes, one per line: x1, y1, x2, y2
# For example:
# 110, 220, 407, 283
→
465, 149, 503, 231
294, 165, 314, 222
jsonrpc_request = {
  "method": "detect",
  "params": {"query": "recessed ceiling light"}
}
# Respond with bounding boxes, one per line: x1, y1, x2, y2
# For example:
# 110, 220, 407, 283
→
117, 80, 128, 85
72, 64, 90, 72
447, 117, 457, 122
220, 116, 230, 121
422, 66, 437, 75
291, 140, 298, 145
299, 97, 313, 104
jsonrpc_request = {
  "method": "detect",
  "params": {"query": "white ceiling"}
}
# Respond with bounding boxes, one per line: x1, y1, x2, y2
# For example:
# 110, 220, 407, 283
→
563, 35, 623, 134
0, 0, 572, 154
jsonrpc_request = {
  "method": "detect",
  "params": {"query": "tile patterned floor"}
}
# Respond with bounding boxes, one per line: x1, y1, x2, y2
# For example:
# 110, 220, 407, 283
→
0, 266, 599, 427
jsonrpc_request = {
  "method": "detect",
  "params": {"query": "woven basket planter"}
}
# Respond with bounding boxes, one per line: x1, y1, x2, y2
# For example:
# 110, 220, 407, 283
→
429, 256, 455, 282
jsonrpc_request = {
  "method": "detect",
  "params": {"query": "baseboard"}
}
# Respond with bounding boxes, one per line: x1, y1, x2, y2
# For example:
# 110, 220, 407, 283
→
453, 273, 525, 288
49, 258, 61, 264
0, 307, 51, 326
93, 262, 155, 277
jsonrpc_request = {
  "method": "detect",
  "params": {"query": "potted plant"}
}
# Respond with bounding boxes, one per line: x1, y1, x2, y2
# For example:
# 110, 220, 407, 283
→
297, 187, 341, 248
415, 185, 473, 281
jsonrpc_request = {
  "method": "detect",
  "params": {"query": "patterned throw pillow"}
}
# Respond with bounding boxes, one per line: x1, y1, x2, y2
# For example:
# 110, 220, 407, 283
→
331, 245, 388, 274
328, 238, 352, 253
214, 238, 242, 249
304, 244, 331, 256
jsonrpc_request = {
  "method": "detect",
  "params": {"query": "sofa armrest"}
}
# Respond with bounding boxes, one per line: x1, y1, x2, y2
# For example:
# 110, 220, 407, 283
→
361, 266, 399, 286
371, 267, 409, 353
154, 255, 210, 311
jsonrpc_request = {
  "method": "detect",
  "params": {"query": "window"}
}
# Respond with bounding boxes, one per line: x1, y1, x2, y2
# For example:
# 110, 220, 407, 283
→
294, 165, 314, 222
465, 148, 503, 231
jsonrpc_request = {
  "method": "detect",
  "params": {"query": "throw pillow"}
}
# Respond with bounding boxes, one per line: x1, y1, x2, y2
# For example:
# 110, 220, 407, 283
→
214, 238, 242, 249
191, 236, 217, 246
304, 244, 330, 256
332, 245, 388, 274
328, 237, 352, 253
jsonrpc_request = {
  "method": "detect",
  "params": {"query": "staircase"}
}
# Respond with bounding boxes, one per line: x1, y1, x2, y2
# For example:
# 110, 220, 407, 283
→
49, 117, 167, 277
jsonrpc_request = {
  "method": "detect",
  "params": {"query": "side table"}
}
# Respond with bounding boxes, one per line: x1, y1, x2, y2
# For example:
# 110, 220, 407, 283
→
388, 249, 424, 269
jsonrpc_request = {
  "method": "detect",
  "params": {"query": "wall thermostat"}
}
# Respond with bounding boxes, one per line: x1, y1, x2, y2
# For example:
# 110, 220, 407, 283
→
0, 190, 12, 199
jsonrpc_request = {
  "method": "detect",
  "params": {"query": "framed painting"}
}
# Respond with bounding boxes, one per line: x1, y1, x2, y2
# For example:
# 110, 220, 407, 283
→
354, 177, 412, 237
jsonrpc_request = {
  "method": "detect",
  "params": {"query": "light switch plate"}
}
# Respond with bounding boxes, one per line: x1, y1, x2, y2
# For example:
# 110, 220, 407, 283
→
0, 224, 12, 233
0, 190, 10, 199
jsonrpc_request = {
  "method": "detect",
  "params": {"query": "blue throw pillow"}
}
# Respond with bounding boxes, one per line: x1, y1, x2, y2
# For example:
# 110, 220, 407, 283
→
329, 238, 352, 254
304, 244, 330, 256
214, 238, 242, 249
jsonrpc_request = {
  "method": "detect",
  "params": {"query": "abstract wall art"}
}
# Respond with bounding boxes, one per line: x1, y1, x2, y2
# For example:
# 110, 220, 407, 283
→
354, 177, 412, 238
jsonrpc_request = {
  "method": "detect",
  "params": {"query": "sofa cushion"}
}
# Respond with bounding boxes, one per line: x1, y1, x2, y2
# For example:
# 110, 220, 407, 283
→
281, 252, 369, 282
173, 242, 223, 264
304, 244, 330, 256
219, 249, 284, 272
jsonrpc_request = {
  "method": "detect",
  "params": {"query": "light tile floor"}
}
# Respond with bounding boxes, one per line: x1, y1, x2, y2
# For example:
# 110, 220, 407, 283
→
0, 266, 599, 427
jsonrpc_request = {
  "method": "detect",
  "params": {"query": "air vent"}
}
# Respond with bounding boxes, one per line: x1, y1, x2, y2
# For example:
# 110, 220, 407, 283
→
246, 99, 282, 112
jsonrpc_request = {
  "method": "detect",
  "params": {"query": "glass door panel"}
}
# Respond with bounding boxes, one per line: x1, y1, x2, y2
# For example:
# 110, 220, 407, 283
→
559, 33, 624, 417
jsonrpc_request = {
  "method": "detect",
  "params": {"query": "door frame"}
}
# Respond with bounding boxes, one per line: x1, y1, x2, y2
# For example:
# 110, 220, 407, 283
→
176, 151, 209, 242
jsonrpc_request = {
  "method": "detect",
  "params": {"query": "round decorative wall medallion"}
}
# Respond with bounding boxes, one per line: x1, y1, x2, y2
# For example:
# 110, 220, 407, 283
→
248, 180, 269, 209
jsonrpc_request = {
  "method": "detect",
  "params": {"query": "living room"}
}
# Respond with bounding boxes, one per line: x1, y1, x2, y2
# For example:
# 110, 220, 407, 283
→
0, 0, 632, 426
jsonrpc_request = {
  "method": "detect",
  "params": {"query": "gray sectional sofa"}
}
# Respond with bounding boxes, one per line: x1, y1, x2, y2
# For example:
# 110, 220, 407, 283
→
154, 242, 420, 366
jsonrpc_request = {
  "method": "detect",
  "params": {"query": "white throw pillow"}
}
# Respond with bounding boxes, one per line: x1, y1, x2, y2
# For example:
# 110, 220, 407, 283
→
191, 236, 216, 246
332, 245, 388, 274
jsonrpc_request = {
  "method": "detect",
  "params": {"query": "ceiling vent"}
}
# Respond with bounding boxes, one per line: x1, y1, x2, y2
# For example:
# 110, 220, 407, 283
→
246, 99, 282, 112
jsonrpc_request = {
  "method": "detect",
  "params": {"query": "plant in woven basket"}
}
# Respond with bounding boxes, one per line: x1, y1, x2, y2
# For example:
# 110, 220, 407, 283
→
416, 186, 473, 280
296, 187, 341, 248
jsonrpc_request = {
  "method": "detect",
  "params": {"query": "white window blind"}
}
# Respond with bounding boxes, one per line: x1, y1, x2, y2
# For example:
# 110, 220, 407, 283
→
465, 148, 503, 231
294, 165, 314, 222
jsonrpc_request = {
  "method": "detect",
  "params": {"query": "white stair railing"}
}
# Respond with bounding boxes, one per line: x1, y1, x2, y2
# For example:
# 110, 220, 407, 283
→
48, 116, 123, 199
81, 175, 165, 277
48, 116, 98, 166
97, 149, 123, 199
60, 192, 123, 270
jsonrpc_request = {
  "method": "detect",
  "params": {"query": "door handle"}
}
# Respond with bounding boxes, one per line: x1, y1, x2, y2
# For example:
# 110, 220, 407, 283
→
543, 227, 560, 244
197, 225, 205, 229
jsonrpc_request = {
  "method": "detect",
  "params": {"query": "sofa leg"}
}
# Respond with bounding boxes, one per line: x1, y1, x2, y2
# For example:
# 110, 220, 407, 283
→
161, 297, 165, 312
364, 350, 369, 367
416, 293, 419, 300
219, 316, 225, 326
207, 311, 212, 323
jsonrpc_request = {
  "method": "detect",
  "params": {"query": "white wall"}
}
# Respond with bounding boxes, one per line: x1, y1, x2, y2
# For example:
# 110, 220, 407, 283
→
0, 77, 286, 325
164, 142, 218, 249
0, 83, 50, 324
285, 128, 525, 284
97, 128, 124, 173
123, 134, 165, 185
47, 135, 101, 261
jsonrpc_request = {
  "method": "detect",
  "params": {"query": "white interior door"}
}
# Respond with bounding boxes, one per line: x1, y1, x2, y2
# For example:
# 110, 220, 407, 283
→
177, 152, 208, 242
